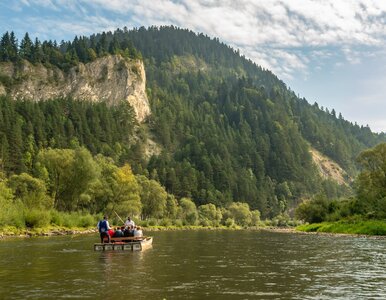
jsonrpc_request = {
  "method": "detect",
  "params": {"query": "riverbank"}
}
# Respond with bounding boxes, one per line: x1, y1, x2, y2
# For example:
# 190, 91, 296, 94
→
0, 225, 98, 239
2, 220, 385, 240
296, 219, 386, 236
0, 224, 287, 239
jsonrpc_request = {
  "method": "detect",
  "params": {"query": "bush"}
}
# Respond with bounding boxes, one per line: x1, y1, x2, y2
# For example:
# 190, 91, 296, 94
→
173, 219, 183, 227
225, 218, 235, 228
199, 219, 211, 227
295, 194, 330, 223
50, 210, 64, 226
159, 218, 172, 227
62, 213, 79, 228
78, 214, 95, 227
2, 203, 25, 228
136, 219, 147, 227
24, 209, 51, 228
148, 218, 158, 226
179, 198, 198, 225
272, 213, 291, 227
227, 202, 252, 226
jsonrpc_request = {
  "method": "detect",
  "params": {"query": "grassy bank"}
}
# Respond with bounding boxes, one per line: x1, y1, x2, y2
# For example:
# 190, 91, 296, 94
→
296, 219, 386, 236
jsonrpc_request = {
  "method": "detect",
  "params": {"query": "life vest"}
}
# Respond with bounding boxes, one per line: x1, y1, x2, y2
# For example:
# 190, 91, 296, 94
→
99, 220, 108, 233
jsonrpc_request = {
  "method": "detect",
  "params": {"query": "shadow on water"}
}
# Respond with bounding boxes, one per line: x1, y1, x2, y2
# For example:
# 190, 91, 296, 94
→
0, 231, 385, 299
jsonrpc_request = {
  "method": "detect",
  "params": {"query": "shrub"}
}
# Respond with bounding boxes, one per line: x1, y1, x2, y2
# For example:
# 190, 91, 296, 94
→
295, 194, 330, 223
50, 210, 64, 226
78, 214, 95, 227
137, 219, 149, 227
24, 209, 51, 228
227, 202, 252, 226
159, 218, 172, 227
225, 218, 235, 228
179, 198, 198, 225
173, 219, 183, 227
148, 218, 158, 226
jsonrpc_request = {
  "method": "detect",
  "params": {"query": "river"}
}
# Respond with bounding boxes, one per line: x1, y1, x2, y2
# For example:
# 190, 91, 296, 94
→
0, 230, 385, 299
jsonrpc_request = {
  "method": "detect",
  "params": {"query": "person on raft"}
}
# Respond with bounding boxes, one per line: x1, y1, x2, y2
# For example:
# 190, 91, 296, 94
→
124, 216, 135, 229
97, 215, 112, 244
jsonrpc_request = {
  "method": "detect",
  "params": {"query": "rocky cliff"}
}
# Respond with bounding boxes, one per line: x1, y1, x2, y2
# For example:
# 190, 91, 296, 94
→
310, 148, 350, 185
0, 55, 150, 122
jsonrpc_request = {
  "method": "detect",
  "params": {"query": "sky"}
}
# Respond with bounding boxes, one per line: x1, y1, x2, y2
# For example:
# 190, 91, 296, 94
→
1, 0, 386, 132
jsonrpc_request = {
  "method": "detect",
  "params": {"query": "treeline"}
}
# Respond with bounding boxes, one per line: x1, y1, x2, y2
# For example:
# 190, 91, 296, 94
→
0, 146, 262, 229
296, 143, 386, 223
0, 29, 140, 71
1, 26, 385, 220
114, 26, 382, 209
0, 96, 138, 174
291, 97, 385, 174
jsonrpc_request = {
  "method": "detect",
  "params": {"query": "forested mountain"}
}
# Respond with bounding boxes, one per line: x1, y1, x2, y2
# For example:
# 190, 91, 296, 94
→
0, 26, 385, 219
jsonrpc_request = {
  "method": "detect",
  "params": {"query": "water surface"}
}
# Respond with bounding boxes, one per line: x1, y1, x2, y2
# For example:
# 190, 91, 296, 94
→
0, 230, 385, 299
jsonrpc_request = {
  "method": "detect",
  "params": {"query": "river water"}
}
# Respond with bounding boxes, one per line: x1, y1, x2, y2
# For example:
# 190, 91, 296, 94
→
0, 230, 385, 299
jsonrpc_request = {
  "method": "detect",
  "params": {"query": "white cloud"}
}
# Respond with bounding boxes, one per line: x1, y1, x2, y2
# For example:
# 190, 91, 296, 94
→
4, 0, 386, 130
8, 0, 386, 79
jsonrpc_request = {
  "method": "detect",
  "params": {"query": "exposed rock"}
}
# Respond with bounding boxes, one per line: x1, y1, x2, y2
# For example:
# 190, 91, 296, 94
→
310, 148, 350, 185
0, 55, 150, 123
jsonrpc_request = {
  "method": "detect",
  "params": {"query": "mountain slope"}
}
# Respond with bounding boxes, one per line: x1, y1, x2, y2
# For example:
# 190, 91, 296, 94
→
0, 55, 149, 122
1, 27, 385, 218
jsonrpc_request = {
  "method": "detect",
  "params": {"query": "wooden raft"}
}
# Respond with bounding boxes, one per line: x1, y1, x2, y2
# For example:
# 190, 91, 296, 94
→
94, 236, 153, 251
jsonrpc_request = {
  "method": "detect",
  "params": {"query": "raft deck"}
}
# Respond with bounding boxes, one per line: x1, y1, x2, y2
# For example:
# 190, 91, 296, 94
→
94, 236, 153, 251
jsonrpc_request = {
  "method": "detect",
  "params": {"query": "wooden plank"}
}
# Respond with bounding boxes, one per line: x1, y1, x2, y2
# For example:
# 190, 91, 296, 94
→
103, 236, 146, 242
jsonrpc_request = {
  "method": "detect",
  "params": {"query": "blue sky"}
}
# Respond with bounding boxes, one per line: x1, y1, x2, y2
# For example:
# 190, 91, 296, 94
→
1, 0, 386, 132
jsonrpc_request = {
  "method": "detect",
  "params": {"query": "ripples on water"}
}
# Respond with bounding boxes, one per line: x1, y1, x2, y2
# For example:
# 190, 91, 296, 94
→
0, 231, 385, 299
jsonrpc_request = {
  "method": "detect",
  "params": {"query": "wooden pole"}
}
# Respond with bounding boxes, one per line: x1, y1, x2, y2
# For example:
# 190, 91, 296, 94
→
113, 210, 125, 225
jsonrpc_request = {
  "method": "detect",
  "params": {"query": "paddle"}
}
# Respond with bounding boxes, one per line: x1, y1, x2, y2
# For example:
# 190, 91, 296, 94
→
113, 210, 125, 225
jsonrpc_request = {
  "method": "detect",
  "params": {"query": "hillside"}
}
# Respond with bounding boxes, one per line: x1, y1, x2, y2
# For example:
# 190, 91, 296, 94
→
1, 27, 385, 218
0, 55, 149, 122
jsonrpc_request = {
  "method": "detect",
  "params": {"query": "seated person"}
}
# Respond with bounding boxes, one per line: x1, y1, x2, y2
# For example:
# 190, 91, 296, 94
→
123, 225, 134, 237
133, 226, 143, 238
108, 228, 115, 238
113, 227, 124, 237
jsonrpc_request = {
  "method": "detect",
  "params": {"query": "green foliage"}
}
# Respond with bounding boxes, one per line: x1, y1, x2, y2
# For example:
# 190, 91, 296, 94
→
0, 96, 137, 175
297, 219, 386, 236
24, 209, 51, 228
198, 203, 222, 226
110, 164, 141, 217
179, 197, 198, 225
165, 194, 178, 219
296, 143, 386, 225
1, 26, 386, 228
295, 194, 331, 223
136, 175, 167, 219
36, 147, 100, 211
227, 202, 252, 226
250, 210, 261, 226
0, 174, 25, 228
355, 143, 386, 219
224, 217, 236, 228
0, 30, 141, 68
8, 173, 52, 209
49, 210, 97, 228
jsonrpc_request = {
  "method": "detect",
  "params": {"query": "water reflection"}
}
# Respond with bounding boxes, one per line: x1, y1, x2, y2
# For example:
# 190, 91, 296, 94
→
0, 231, 385, 299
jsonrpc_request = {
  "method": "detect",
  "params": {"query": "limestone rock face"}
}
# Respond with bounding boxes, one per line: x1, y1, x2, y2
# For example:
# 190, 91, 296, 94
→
0, 55, 150, 122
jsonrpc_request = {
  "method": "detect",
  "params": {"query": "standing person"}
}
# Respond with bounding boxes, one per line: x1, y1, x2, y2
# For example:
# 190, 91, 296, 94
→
97, 215, 111, 244
124, 217, 135, 229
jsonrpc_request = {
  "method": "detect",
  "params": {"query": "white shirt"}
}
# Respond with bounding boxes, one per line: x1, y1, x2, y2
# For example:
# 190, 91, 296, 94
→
134, 229, 143, 237
124, 219, 135, 228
